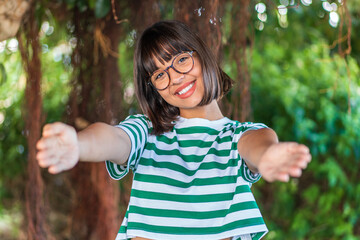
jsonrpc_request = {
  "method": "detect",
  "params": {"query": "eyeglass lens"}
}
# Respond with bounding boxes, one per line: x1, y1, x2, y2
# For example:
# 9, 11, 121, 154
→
151, 52, 194, 90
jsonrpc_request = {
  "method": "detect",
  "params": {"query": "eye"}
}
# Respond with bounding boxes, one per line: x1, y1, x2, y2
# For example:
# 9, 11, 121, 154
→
152, 70, 166, 81
177, 56, 189, 64
155, 72, 164, 80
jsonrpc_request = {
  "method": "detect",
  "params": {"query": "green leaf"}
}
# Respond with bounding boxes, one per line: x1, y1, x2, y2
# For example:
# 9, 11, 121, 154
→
303, 185, 320, 205
89, 0, 96, 9
76, 0, 88, 12
0, 63, 6, 86
95, 0, 111, 19
65, 0, 76, 8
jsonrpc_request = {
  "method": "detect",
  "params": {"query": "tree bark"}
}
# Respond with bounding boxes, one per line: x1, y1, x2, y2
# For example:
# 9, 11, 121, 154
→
67, 8, 122, 240
17, 1, 52, 239
128, 0, 161, 33
230, 0, 252, 122
175, 0, 224, 59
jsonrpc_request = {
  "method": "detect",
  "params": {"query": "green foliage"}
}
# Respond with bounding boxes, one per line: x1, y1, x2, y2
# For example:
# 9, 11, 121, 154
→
250, 29, 360, 240
0, 52, 27, 179
0, 63, 6, 85
63, 0, 111, 18
94, 0, 111, 19
1, 1, 360, 239
0, 26, 70, 237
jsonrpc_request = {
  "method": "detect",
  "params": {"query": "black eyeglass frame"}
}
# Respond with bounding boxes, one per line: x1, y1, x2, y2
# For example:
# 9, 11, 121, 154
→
147, 51, 195, 91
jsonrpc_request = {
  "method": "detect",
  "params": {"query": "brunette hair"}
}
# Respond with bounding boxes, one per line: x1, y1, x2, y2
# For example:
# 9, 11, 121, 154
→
134, 20, 233, 135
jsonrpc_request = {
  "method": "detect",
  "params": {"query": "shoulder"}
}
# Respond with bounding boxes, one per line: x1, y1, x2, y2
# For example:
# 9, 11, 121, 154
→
225, 120, 268, 142
231, 120, 268, 132
119, 114, 153, 134
123, 114, 149, 121
122, 114, 152, 126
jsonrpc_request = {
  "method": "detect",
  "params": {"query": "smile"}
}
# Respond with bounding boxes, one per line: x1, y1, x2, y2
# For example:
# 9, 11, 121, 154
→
177, 81, 195, 95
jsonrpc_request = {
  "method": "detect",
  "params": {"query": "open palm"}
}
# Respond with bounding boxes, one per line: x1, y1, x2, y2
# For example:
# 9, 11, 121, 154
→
36, 122, 80, 174
258, 142, 311, 182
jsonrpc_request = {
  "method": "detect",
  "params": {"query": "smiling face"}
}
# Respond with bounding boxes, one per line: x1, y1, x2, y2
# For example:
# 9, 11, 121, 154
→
134, 21, 232, 134
152, 51, 205, 116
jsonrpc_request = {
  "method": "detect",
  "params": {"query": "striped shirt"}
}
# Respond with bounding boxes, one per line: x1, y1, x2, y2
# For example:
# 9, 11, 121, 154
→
106, 114, 268, 240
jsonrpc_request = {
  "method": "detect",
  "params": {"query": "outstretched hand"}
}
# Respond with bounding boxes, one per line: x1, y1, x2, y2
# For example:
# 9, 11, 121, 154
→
257, 142, 312, 182
36, 122, 80, 174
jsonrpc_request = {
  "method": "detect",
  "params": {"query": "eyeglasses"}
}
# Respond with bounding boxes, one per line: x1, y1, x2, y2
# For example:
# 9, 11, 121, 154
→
149, 51, 194, 91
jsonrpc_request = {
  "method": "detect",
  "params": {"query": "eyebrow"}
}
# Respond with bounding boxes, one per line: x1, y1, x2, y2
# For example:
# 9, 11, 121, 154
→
151, 52, 178, 74
145, 43, 188, 76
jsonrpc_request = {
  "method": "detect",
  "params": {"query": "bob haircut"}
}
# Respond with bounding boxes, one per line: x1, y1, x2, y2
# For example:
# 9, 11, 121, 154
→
134, 20, 233, 135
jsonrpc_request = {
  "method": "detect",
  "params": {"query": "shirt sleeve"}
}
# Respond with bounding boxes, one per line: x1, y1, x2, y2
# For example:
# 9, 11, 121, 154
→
233, 122, 269, 184
105, 114, 150, 180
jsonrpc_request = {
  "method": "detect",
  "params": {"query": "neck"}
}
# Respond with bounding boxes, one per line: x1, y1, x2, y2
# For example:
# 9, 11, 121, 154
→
179, 100, 224, 120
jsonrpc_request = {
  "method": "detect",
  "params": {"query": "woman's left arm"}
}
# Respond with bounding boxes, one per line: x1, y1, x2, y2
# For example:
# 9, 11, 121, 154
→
237, 128, 312, 182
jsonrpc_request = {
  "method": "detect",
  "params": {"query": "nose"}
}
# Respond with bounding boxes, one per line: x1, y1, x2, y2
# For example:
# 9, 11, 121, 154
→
168, 67, 184, 85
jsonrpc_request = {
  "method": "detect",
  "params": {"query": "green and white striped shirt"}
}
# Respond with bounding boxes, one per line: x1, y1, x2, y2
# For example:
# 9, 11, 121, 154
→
106, 115, 268, 240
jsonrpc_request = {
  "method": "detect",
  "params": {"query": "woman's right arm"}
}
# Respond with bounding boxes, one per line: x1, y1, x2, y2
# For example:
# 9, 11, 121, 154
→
36, 122, 131, 174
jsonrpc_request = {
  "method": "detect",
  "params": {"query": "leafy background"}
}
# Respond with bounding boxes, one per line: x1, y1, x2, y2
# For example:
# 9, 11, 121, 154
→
0, 0, 359, 239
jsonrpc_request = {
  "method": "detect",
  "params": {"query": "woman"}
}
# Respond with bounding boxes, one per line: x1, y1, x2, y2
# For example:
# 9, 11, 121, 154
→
37, 21, 311, 240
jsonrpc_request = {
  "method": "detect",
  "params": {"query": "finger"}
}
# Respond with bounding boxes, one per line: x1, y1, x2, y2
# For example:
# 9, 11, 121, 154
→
288, 143, 310, 154
36, 138, 46, 150
297, 144, 310, 154
38, 156, 58, 168
37, 151, 59, 168
48, 163, 65, 174
36, 136, 60, 151
284, 151, 311, 169
296, 159, 308, 169
293, 153, 312, 169
298, 157, 310, 169
36, 137, 54, 150
43, 122, 70, 138
288, 167, 302, 178
276, 172, 290, 182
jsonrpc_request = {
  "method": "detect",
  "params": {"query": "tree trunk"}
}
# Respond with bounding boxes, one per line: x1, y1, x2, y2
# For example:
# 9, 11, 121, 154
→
230, 0, 252, 122
17, 1, 52, 239
175, 0, 224, 59
67, 8, 122, 240
128, 0, 161, 33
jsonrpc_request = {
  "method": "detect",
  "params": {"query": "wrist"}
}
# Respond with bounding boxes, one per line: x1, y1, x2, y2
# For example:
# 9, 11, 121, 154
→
238, 128, 279, 173
77, 130, 87, 162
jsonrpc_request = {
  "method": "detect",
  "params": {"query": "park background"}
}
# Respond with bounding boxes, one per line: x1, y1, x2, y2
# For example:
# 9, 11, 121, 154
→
0, 0, 359, 239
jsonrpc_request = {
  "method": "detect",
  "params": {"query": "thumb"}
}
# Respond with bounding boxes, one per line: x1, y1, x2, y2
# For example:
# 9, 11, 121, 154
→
48, 163, 65, 174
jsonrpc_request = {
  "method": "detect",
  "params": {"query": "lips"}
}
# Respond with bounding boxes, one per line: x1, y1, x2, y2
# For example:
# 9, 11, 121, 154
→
175, 80, 196, 99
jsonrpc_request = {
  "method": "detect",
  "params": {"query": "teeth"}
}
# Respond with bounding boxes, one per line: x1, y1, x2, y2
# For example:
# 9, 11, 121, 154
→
178, 82, 194, 95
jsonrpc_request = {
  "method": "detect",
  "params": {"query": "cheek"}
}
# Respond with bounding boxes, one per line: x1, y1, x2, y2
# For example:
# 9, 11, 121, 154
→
157, 89, 174, 104
194, 59, 202, 74
192, 60, 203, 82
194, 68, 204, 88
